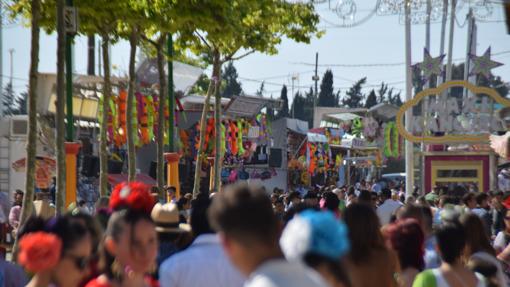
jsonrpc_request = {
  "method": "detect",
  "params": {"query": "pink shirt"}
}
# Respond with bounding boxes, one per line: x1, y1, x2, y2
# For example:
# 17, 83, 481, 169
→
8, 205, 21, 229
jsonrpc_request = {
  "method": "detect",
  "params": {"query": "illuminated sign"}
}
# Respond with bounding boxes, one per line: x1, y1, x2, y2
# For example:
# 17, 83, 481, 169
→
396, 81, 510, 143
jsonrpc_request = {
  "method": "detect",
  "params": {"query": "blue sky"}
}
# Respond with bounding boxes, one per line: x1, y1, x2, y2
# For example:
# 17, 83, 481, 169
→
4, 1, 510, 103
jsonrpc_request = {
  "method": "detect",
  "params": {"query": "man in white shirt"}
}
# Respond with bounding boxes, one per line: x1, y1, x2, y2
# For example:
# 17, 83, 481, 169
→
159, 194, 244, 287
376, 188, 403, 226
208, 184, 327, 287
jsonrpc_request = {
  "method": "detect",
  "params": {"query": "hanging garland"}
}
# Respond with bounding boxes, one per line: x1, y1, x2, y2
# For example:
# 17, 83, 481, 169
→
384, 122, 399, 158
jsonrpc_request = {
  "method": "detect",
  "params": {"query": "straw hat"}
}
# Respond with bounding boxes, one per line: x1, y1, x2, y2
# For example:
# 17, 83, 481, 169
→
151, 203, 189, 233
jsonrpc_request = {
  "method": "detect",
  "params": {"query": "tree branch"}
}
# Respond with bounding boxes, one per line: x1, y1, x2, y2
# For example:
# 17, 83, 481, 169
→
141, 34, 158, 47
194, 31, 212, 50
225, 49, 256, 62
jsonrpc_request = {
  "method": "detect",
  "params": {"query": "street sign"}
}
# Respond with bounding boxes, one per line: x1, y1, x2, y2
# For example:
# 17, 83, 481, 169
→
65, 7, 78, 34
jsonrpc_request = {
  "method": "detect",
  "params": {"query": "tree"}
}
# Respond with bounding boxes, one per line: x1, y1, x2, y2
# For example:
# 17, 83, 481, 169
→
342, 77, 366, 108
190, 74, 211, 94
377, 82, 388, 103
277, 85, 289, 119
291, 91, 305, 121
182, 0, 321, 197
14, 0, 41, 254
387, 88, 403, 106
15, 91, 28, 115
318, 70, 336, 107
55, 0, 65, 213
256, 81, 265, 97
2, 83, 16, 115
365, 89, 377, 109
221, 61, 243, 98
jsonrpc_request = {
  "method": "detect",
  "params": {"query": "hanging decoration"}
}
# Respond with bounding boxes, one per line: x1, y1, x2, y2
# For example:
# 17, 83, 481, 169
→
414, 48, 445, 81
384, 122, 399, 158
362, 117, 379, 141
469, 47, 503, 79
351, 118, 363, 137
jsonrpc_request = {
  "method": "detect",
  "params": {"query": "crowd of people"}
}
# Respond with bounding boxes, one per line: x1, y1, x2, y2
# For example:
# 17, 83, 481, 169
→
2, 181, 510, 287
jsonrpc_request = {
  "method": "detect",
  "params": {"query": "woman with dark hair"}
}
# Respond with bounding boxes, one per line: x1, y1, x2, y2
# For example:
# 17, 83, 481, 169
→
413, 221, 487, 287
320, 191, 340, 217
386, 219, 425, 287
281, 210, 351, 287
17, 214, 93, 287
85, 182, 158, 287
460, 213, 507, 286
343, 203, 398, 287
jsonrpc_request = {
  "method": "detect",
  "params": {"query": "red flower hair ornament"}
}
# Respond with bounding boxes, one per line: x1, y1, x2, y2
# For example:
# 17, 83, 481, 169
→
110, 181, 155, 214
19, 232, 62, 273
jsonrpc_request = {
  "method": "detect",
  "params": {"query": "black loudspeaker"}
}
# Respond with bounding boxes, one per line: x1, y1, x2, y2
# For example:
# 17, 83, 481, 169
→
108, 160, 123, 174
82, 155, 99, 177
268, 148, 282, 168
149, 161, 167, 180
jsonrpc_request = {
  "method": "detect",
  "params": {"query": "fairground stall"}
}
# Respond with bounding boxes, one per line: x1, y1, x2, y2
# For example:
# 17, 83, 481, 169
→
308, 104, 401, 187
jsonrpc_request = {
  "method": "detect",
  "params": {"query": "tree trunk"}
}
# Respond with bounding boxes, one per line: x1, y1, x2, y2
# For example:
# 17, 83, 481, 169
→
55, 0, 66, 214
99, 35, 111, 196
127, 29, 138, 182
87, 35, 95, 75
213, 59, 223, 193
192, 50, 220, 198
156, 36, 167, 200
15, 0, 41, 257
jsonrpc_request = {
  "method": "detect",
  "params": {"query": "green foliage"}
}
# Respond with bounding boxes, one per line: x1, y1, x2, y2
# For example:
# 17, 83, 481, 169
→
342, 77, 366, 108
318, 69, 336, 107
256, 81, 265, 97
2, 83, 16, 115
178, 0, 321, 64
291, 87, 314, 127
365, 90, 377, 109
190, 74, 211, 95
277, 85, 289, 119
16, 91, 28, 115
221, 62, 243, 98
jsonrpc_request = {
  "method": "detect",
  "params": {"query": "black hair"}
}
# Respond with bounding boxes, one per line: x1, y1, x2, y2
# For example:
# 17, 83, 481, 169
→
190, 194, 214, 237
18, 215, 91, 258
304, 253, 351, 287
103, 209, 154, 279
321, 192, 339, 212
475, 193, 489, 205
381, 188, 392, 200
436, 221, 466, 264
288, 191, 301, 201
208, 183, 279, 246
358, 190, 372, 205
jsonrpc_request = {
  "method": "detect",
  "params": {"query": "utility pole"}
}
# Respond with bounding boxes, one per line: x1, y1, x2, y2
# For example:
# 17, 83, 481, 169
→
312, 52, 319, 127
438, 0, 448, 86
8, 49, 14, 86
87, 35, 95, 75
98, 39, 102, 77
0, 3, 3, 117
421, 0, 432, 193
404, 0, 414, 197
291, 74, 297, 119
445, 0, 456, 84
65, 0, 76, 141
464, 9, 476, 100
168, 35, 175, 152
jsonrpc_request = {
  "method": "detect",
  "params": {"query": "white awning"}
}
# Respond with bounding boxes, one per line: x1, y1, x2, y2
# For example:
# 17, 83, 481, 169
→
325, 112, 361, 122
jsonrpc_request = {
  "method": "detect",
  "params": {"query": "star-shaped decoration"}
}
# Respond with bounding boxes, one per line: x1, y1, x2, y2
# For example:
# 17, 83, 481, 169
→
414, 48, 445, 79
470, 47, 503, 78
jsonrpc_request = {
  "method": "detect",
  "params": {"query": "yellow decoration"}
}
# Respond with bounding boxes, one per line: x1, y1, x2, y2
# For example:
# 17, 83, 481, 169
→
396, 81, 510, 143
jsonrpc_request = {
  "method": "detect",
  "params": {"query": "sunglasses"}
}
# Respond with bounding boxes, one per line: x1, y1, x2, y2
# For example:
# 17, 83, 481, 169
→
65, 254, 90, 271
